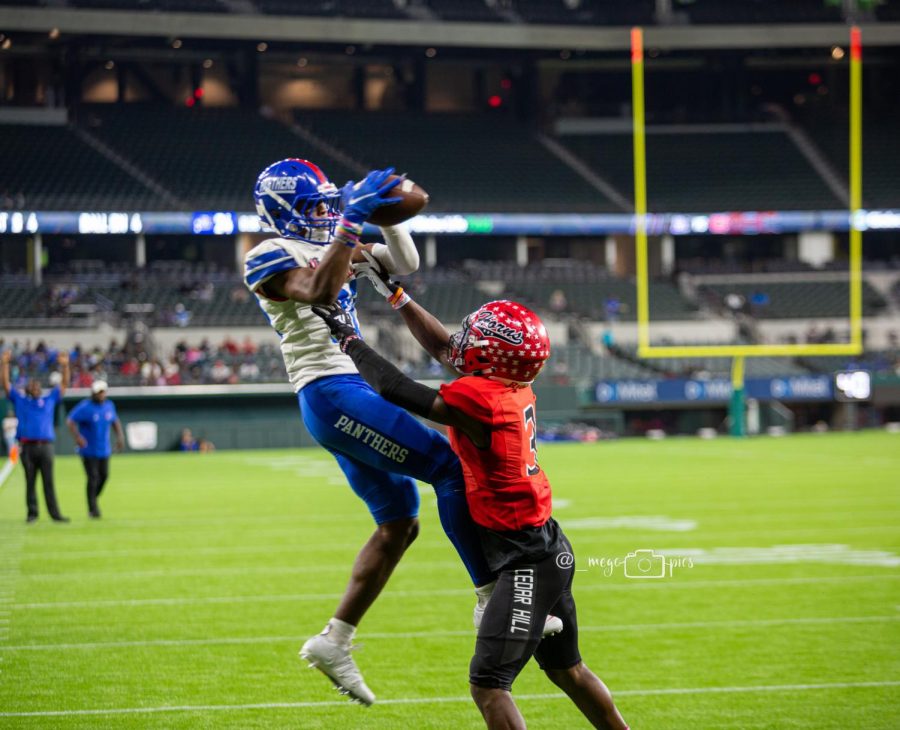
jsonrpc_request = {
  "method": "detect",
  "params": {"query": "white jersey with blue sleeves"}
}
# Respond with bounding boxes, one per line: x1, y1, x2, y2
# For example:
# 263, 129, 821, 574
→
244, 236, 361, 392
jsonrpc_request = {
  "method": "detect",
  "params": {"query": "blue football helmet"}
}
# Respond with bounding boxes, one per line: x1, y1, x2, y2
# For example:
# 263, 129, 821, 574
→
254, 158, 341, 243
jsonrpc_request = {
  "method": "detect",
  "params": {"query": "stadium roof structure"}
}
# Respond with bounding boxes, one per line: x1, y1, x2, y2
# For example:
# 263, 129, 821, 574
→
1, 6, 900, 51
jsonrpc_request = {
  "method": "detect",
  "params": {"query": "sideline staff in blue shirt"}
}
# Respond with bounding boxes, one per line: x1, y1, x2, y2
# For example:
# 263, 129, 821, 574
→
67, 380, 125, 519
1, 349, 71, 523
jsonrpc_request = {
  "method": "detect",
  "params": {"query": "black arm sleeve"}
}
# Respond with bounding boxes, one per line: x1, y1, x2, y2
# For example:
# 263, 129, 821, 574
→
344, 339, 439, 419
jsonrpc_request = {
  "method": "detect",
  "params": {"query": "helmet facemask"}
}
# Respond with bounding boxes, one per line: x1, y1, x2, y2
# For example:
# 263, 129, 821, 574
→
449, 314, 492, 375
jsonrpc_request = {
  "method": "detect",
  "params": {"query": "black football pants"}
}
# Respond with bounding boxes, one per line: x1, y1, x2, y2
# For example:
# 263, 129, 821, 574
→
21, 442, 63, 520
82, 457, 110, 515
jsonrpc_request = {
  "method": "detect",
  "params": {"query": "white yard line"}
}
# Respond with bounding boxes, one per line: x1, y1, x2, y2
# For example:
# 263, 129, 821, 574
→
10, 574, 898, 611
1, 681, 898, 718
18, 538, 454, 561
21, 523, 899, 561
0, 459, 15, 489
1, 615, 897, 652
18, 560, 463, 582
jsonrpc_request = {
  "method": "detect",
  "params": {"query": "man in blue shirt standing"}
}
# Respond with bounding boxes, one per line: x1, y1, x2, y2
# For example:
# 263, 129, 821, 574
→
66, 380, 125, 519
1, 349, 71, 523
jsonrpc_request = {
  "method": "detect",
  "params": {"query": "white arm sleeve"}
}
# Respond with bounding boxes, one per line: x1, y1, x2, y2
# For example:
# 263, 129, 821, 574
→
372, 223, 420, 276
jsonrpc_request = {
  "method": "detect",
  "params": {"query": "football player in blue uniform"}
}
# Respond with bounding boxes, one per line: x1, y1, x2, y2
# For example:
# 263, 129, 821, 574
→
244, 159, 495, 705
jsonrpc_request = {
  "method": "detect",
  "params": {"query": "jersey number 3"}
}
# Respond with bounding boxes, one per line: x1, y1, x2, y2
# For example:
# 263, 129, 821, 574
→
523, 404, 540, 477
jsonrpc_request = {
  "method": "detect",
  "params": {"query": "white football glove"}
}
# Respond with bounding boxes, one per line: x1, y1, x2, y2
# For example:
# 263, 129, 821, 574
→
353, 250, 396, 298
352, 250, 411, 309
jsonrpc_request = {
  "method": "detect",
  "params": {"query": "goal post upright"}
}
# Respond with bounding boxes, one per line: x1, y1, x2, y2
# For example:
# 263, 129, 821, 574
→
631, 26, 651, 356
849, 25, 864, 353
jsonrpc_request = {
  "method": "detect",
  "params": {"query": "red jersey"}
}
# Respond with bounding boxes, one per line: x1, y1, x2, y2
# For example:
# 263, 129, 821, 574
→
439, 376, 552, 532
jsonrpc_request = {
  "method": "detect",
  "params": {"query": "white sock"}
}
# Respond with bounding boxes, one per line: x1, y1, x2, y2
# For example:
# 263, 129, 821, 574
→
474, 580, 497, 608
322, 618, 356, 647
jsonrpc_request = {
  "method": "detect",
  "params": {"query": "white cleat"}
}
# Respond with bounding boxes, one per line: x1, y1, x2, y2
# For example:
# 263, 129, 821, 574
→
473, 600, 564, 638
299, 633, 375, 706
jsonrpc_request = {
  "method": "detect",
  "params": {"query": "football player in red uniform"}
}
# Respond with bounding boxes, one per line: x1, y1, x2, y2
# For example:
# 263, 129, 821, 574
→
312, 259, 628, 730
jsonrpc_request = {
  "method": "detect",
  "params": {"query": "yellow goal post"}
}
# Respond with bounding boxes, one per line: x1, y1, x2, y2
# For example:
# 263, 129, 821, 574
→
630, 26, 865, 361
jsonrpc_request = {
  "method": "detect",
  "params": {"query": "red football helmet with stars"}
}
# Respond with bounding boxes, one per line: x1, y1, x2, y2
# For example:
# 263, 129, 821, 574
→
448, 300, 551, 383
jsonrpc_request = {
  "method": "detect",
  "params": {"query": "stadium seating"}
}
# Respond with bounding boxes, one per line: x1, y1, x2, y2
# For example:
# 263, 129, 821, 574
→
876, 0, 900, 21
798, 114, 900, 209
560, 130, 842, 212
513, 0, 655, 26
255, 0, 407, 19
69, 0, 228, 10
294, 111, 617, 212
80, 106, 359, 210
7, 108, 878, 214
799, 351, 900, 376
0, 280, 48, 321
701, 281, 887, 319
502, 278, 697, 321
683, 0, 842, 24
0, 124, 161, 210
355, 267, 488, 322
426, 0, 506, 22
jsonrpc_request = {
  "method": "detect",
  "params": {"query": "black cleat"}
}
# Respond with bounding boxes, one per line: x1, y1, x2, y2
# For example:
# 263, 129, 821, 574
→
51, 515, 71, 523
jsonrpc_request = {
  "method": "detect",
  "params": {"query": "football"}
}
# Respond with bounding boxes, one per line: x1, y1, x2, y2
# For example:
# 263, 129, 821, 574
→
365, 174, 430, 227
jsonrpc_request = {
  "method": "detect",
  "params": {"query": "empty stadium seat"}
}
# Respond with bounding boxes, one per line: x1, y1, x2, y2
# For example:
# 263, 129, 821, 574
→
701, 281, 887, 319
80, 106, 358, 210
295, 111, 617, 212
799, 113, 900, 208
0, 123, 162, 210
561, 129, 842, 211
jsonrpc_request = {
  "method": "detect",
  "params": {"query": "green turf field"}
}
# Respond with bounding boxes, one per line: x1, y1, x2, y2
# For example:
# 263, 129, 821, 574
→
0, 432, 898, 729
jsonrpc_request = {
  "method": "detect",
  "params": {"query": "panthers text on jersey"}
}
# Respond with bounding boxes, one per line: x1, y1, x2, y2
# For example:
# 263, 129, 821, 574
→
244, 236, 361, 392
438, 376, 552, 532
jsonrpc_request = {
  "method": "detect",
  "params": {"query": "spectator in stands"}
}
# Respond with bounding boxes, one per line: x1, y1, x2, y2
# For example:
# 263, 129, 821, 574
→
1, 349, 71, 523
230, 285, 250, 304
140, 359, 163, 386
163, 358, 181, 386
222, 337, 239, 356
0, 190, 23, 210
604, 295, 622, 322
749, 290, 770, 316
66, 380, 125, 519
238, 358, 261, 381
548, 289, 568, 317
209, 359, 233, 384
172, 303, 191, 327
724, 292, 746, 314
120, 357, 140, 378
